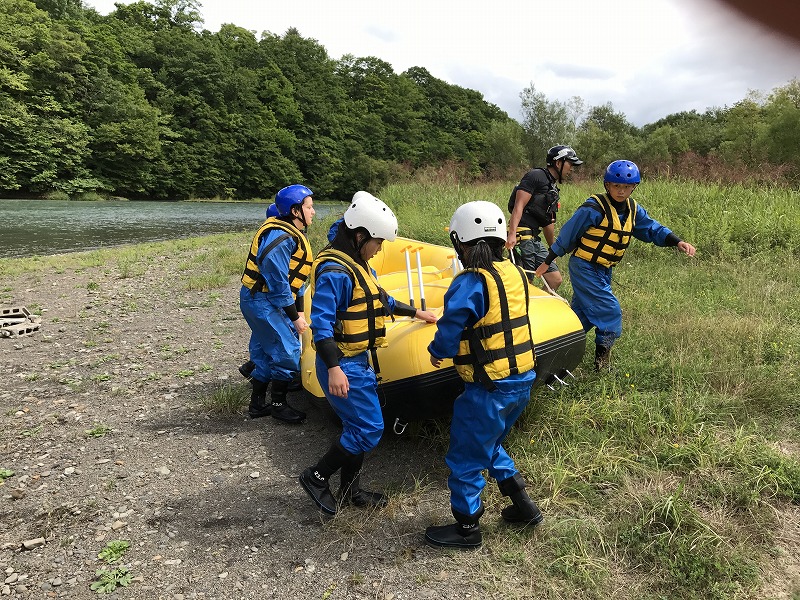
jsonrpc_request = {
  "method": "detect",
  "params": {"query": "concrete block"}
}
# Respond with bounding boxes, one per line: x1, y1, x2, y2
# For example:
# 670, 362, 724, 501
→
0, 322, 41, 337
1, 306, 30, 319
0, 317, 27, 327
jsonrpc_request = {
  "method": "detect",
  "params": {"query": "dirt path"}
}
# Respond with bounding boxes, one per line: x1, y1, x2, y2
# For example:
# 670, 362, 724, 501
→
0, 251, 488, 599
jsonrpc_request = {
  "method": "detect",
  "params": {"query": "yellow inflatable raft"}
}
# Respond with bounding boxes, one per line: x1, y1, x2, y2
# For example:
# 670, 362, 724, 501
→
300, 237, 586, 432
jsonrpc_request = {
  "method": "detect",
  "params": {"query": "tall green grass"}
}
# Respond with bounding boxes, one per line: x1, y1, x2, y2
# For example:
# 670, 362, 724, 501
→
386, 177, 800, 599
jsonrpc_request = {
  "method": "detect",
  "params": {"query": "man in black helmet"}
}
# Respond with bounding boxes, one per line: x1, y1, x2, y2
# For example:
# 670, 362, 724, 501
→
506, 145, 582, 291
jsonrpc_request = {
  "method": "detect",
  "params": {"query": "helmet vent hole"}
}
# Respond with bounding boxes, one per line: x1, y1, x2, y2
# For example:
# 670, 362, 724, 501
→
474, 217, 482, 224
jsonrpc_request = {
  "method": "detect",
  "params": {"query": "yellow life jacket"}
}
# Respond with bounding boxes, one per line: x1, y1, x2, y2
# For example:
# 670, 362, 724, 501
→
241, 217, 313, 295
310, 248, 389, 357
453, 260, 535, 388
573, 194, 637, 267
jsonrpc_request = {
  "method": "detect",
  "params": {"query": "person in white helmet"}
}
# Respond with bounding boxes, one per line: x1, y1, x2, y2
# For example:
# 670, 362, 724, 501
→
425, 201, 543, 550
299, 192, 437, 516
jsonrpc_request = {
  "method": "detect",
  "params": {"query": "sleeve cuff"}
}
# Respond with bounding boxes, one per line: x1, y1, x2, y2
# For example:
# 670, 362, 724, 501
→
544, 249, 558, 265
315, 338, 341, 369
282, 304, 300, 321
393, 301, 417, 317
295, 295, 304, 313
664, 232, 681, 247
427, 342, 445, 360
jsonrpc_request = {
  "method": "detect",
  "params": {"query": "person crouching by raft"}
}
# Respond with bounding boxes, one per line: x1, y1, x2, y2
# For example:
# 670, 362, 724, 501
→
299, 192, 437, 516
533, 160, 697, 370
240, 185, 315, 423
425, 201, 543, 550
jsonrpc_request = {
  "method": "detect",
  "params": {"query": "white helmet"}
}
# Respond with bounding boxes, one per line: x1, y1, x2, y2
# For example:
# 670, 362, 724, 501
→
343, 191, 398, 241
449, 201, 506, 244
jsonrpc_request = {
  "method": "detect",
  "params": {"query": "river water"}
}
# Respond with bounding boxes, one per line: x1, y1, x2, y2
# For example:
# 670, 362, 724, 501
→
0, 199, 341, 259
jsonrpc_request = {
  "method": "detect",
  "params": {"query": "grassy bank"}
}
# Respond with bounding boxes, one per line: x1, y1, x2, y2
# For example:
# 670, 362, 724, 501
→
384, 178, 800, 598
2, 178, 798, 599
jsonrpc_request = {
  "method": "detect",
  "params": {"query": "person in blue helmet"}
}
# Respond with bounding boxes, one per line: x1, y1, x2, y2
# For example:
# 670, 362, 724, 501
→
240, 185, 315, 423
506, 145, 582, 292
425, 201, 542, 550
534, 160, 696, 370
239, 203, 284, 382
239, 202, 302, 382
299, 192, 437, 515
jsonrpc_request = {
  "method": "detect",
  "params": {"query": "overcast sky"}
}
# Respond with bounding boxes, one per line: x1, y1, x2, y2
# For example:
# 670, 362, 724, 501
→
85, 0, 799, 126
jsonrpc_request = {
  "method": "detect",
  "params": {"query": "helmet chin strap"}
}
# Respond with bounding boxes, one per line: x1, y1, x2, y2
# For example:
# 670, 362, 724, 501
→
353, 229, 372, 259
557, 160, 565, 184
450, 232, 466, 263
292, 205, 308, 229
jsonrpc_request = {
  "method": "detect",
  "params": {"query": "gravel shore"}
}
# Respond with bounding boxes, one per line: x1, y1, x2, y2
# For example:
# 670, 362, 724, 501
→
1, 248, 488, 599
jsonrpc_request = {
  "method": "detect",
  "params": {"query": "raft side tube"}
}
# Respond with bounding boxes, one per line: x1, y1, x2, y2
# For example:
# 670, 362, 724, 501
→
301, 236, 588, 425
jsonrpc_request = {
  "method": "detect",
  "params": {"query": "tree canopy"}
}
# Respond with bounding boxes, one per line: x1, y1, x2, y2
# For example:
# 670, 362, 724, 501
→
2, 0, 798, 199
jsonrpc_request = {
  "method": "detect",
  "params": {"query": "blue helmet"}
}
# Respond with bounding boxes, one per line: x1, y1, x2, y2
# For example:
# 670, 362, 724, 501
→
274, 184, 313, 216
604, 160, 641, 184
266, 203, 279, 218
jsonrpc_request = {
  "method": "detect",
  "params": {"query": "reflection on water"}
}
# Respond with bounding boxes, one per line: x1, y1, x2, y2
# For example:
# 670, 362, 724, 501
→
0, 199, 341, 259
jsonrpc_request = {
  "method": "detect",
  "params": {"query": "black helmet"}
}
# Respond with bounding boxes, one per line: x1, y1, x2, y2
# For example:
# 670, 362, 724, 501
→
546, 145, 583, 167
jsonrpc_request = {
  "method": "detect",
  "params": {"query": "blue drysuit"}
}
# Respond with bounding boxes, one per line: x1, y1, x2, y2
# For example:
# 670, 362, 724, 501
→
239, 229, 305, 383
311, 264, 401, 455
550, 197, 676, 348
427, 271, 536, 517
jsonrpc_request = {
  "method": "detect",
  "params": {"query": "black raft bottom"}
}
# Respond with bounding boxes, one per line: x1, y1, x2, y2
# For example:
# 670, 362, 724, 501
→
307, 329, 587, 431
377, 328, 587, 429
378, 367, 463, 430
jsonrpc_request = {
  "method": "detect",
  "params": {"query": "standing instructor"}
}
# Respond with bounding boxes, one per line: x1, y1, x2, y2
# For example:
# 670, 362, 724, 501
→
506, 145, 582, 291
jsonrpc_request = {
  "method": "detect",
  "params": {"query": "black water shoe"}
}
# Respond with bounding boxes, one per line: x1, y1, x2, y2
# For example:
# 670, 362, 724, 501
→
239, 360, 255, 379
424, 523, 482, 550
299, 468, 337, 515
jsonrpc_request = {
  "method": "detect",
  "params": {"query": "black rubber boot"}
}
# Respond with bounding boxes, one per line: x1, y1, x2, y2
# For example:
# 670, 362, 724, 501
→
594, 344, 612, 372
338, 452, 388, 509
270, 379, 305, 424
425, 505, 484, 550
239, 360, 255, 379
299, 441, 350, 515
288, 374, 303, 392
498, 473, 543, 527
247, 378, 271, 419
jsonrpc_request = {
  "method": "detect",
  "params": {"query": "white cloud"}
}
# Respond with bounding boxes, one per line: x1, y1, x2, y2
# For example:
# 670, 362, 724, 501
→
83, 0, 800, 126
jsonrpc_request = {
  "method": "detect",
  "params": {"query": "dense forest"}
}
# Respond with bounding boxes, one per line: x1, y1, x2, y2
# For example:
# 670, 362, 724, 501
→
1, 0, 799, 200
